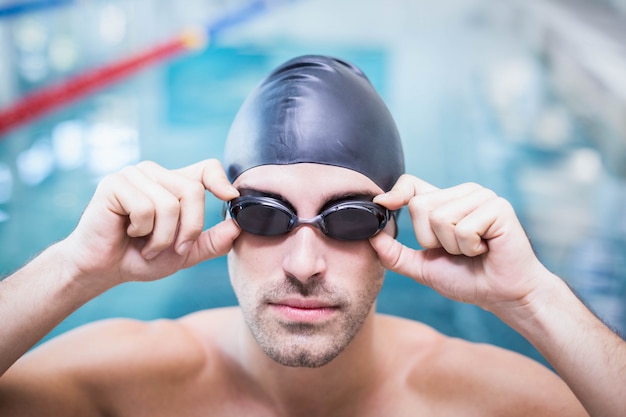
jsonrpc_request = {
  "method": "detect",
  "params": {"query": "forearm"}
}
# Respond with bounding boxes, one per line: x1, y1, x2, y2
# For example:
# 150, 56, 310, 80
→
495, 273, 626, 417
0, 241, 111, 376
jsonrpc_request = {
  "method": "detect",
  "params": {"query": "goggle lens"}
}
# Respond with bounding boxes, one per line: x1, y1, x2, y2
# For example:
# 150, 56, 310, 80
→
323, 206, 384, 240
233, 202, 292, 236
227, 195, 389, 241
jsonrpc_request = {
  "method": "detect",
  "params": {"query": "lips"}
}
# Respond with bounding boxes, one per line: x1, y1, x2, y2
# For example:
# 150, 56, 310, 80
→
268, 298, 340, 323
273, 298, 336, 309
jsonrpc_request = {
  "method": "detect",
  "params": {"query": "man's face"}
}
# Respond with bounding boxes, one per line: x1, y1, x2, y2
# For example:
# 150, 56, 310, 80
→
227, 163, 391, 368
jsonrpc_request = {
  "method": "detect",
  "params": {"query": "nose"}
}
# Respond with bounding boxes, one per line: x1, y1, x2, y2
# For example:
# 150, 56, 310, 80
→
281, 225, 327, 284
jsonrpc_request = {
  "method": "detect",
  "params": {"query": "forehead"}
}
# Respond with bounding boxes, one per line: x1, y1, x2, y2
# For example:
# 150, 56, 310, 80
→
233, 163, 384, 202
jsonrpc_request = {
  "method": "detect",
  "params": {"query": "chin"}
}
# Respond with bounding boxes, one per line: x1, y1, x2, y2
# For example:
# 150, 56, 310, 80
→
266, 345, 345, 368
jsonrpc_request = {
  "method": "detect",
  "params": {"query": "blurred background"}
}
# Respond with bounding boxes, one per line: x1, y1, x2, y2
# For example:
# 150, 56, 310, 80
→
1, 0, 625, 364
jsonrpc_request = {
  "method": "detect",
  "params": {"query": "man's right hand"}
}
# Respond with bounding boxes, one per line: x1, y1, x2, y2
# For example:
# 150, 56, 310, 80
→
0, 159, 240, 377
61, 159, 241, 289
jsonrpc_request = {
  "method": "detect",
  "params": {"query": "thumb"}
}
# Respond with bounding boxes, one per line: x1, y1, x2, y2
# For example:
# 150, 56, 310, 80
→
369, 232, 427, 284
185, 219, 241, 266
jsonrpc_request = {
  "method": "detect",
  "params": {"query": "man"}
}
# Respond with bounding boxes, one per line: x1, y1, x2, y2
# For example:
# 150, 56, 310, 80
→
0, 55, 623, 416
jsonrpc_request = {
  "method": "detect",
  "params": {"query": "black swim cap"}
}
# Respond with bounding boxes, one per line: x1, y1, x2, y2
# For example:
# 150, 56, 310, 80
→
223, 55, 405, 191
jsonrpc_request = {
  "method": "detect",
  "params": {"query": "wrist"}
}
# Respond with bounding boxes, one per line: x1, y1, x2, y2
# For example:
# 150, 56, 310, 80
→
49, 239, 118, 300
486, 267, 573, 338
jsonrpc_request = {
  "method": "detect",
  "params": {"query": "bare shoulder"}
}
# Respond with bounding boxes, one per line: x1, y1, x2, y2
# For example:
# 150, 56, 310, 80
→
177, 306, 243, 353
375, 314, 588, 416
0, 317, 207, 416
28, 316, 206, 375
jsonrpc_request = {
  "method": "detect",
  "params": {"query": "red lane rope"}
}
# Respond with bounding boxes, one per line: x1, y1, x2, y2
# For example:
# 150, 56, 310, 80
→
0, 32, 202, 137
0, 0, 290, 138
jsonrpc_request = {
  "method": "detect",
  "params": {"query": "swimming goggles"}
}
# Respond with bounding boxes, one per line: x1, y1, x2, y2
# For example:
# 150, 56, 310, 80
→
226, 194, 390, 241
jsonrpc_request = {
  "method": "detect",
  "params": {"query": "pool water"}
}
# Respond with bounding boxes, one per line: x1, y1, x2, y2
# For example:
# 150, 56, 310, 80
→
1, 0, 625, 364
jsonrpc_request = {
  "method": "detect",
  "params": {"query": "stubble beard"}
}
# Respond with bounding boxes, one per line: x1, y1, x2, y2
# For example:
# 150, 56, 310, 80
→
240, 275, 381, 368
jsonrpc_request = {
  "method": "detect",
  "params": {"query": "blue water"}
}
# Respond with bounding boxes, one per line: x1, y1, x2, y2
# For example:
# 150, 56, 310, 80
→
1, 1, 625, 365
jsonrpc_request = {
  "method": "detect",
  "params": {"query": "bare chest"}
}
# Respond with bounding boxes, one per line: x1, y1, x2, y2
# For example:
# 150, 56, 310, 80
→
112, 381, 467, 417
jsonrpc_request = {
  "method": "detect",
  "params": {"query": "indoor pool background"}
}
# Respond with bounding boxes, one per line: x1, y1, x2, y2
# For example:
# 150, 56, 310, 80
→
1, 0, 626, 365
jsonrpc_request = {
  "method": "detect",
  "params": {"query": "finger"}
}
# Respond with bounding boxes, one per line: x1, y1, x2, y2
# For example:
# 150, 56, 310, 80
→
455, 196, 514, 256
369, 231, 428, 285
185, 219, 241, 266
99, 173, 155, 238
373, 174, 438, 210
136, 161, 206, 255
427, 186, 496, 255
176, 159, 239, 201
121, 165, 183, 259
407, 182, 483, 251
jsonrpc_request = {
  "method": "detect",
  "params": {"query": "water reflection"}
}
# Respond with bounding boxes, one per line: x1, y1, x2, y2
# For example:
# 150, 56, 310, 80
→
16, 137, 54, 185
52, 120, 86, 170
14, 17, 50, 83
86, 122, 139, 177
0, 161, 10, 192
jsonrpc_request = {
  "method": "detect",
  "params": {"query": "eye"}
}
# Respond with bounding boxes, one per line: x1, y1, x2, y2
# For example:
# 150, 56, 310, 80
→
324, 206, 384, 240
235, 203, 293, 236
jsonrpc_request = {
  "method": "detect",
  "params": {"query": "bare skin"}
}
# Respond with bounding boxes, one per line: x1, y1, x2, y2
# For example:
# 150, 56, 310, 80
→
0, 160, 619, 416
1, 309, 583, 417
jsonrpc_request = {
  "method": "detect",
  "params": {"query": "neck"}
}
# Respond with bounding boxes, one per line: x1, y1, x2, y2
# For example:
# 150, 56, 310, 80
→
237, 308, 382, 416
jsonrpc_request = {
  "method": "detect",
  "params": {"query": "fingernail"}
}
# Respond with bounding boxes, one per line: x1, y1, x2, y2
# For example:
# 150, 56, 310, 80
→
374, 193, 390, 201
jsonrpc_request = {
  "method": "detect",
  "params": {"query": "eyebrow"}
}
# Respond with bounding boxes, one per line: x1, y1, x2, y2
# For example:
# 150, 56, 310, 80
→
236, 187, 378, 212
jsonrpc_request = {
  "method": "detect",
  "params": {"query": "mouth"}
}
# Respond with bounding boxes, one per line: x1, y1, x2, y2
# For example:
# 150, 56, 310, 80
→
268, 298, 341, 323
